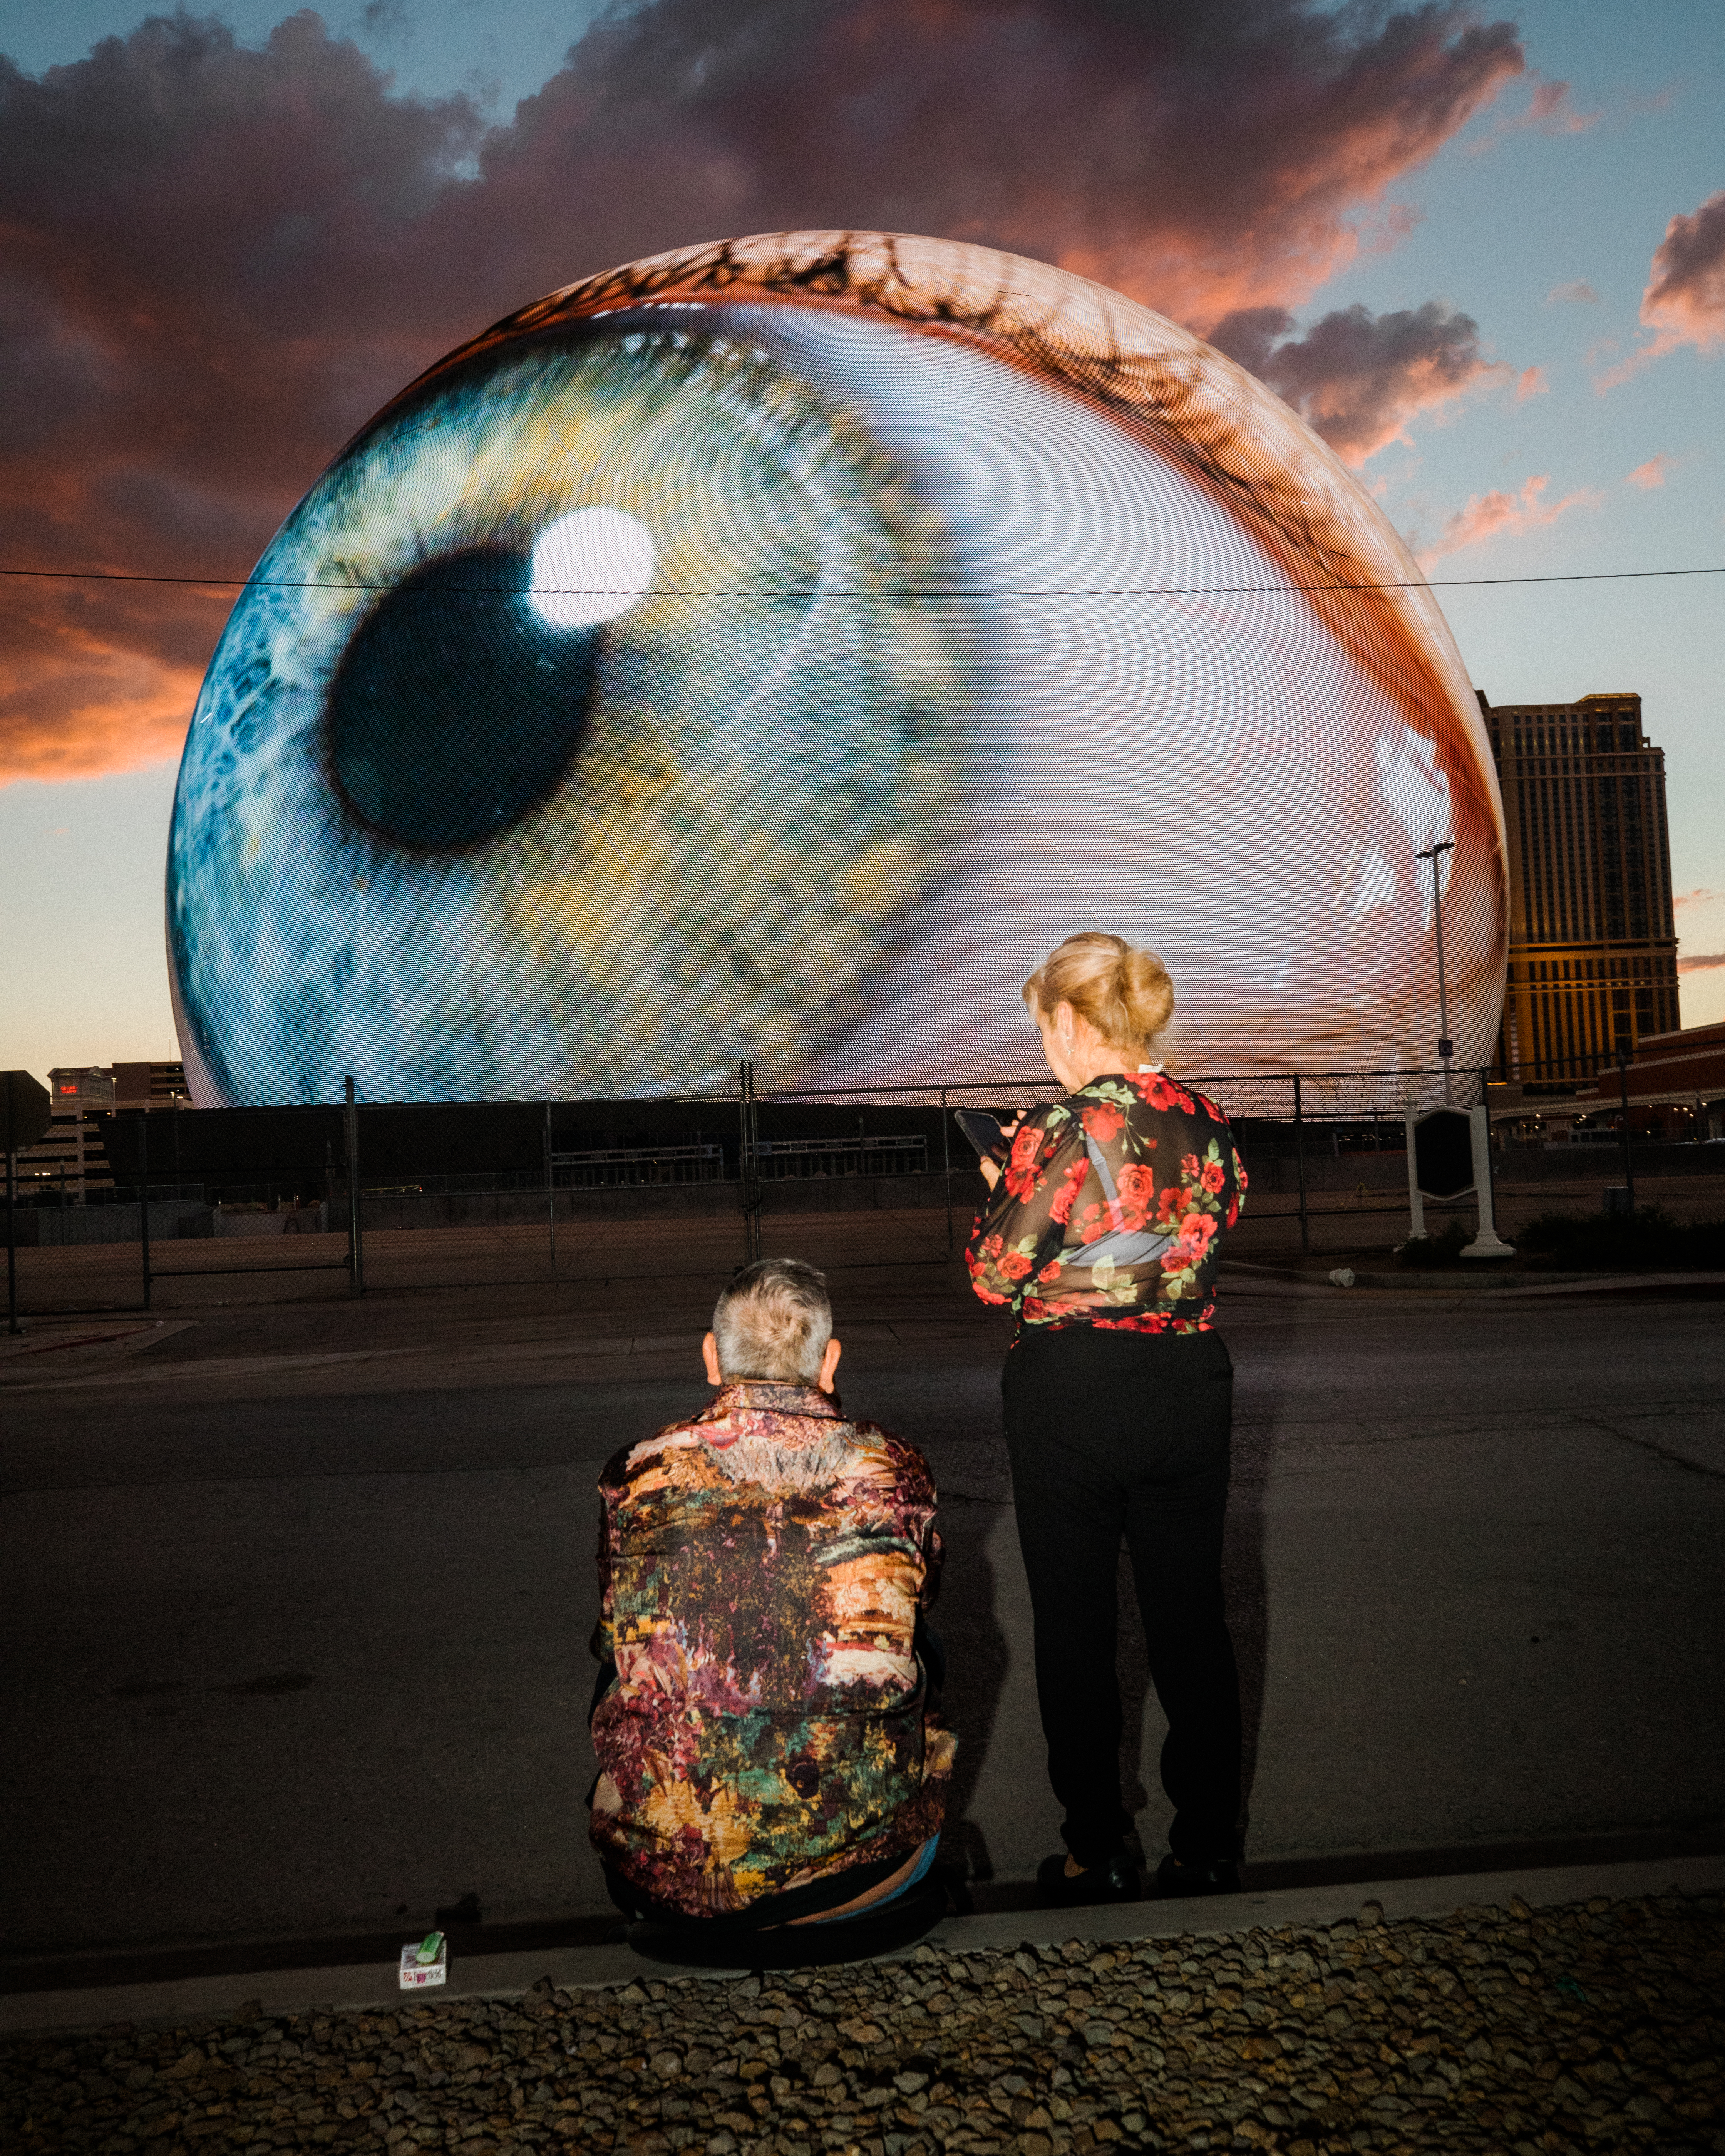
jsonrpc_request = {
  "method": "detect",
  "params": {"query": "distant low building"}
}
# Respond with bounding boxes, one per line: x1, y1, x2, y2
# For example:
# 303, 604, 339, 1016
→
1580, 1018, 1725, 1142
113, 1061, 191, 1110
10, 1061, 190, 1203
13, 1068, 116, 1203
1479, 690, 1680, 1086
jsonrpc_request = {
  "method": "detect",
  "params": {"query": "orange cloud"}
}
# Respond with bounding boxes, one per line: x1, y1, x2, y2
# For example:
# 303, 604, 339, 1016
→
0, 614, 209, 783
1598, 188, 1725, 389
1415, 474, 1602, 568
0, 0, 1524, 785
1208, 300, 1512, 465
1522, 78, 1600, 134
1470, 75, 1600, 155
1674, 886, 1724, 973
1626, 453, 1676, 490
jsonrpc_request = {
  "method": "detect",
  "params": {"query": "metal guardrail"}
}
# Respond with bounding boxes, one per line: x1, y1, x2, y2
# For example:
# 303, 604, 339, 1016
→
754, 1135, 928, 1178
550, 1142, 724, 1188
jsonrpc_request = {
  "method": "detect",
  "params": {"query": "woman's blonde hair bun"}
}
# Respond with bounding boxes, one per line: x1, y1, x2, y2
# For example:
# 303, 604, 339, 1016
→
1022, 931, 1175, 1052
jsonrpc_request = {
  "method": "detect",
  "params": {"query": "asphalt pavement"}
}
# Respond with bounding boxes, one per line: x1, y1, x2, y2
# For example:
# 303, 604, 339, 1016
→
3, 1266, 1722, 1968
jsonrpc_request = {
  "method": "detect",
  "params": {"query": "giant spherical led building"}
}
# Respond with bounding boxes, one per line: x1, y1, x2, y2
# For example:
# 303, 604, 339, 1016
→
167, 231, 1505, 1105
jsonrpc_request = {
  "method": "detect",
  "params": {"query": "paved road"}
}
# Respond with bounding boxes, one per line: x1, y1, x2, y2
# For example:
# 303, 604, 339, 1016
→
3, 1272, 1722, 1960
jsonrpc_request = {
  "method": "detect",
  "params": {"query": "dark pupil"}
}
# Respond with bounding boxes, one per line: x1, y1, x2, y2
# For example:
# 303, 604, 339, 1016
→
327, 547, 597, 849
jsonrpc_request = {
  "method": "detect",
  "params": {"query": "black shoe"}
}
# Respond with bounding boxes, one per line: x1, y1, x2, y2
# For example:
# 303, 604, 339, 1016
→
1036, 1852, 1142, 1907
1156, 1854, 1241, 1898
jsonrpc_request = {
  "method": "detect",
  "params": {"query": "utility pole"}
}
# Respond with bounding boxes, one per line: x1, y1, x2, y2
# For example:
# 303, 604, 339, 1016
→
1616, 1043, 1636, 1218
1417, 839, 1456, 1100
343, 1075, 364, 1296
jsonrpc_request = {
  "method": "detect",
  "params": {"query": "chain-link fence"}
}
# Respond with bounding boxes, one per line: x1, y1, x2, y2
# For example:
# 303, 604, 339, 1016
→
9, 1064, 1721, 1318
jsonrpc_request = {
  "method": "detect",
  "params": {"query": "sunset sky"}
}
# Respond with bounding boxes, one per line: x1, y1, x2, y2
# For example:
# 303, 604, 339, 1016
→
2, 0, 1722, 1084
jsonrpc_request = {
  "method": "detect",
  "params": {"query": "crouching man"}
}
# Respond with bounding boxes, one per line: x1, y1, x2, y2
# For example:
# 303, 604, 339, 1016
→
590, 1257, 953, 1932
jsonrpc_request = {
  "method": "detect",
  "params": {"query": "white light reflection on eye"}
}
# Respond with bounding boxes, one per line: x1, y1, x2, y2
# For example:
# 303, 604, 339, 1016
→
529, 506, 656, 629
167, 233, 1506, 1105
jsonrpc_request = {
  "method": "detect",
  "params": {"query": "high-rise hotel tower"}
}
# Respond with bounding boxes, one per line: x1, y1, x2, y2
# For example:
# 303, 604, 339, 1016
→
1478, 691, 1679, 1082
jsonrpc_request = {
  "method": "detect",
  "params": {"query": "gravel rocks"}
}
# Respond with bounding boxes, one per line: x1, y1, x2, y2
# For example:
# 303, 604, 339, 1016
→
3, 1891, 1721, 2154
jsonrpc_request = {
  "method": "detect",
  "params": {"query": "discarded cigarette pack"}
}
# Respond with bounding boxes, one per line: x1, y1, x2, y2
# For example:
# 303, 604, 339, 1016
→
399, 1932, 448, 1989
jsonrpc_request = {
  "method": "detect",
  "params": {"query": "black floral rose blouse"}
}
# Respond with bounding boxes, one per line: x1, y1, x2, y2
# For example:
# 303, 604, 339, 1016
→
965, 1070, 1247, 1336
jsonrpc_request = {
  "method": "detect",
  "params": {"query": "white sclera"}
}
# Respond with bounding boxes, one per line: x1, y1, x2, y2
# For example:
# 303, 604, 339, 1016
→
529, 506, 656, 629
729, 302, 1482, 1081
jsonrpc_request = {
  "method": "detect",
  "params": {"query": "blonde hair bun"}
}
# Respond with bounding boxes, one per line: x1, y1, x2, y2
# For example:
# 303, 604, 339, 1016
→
1022, 932, 1174, 1052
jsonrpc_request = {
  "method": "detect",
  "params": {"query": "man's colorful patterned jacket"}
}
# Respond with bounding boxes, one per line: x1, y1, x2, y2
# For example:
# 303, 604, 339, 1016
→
590, 1380, 953, 1918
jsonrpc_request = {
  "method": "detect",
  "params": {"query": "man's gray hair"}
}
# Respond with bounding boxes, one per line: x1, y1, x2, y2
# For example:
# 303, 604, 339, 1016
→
712, 1257, 833, 1384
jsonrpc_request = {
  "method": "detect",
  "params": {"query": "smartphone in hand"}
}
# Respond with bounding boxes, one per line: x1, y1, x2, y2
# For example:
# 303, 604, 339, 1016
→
953, 1107, 1011, 1164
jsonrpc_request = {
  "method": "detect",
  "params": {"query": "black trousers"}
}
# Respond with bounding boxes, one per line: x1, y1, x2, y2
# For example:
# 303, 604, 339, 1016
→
1002, 1324, 1242, 1868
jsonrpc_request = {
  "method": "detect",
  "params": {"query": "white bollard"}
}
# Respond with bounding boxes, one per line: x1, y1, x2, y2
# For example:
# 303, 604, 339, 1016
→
1460, 1105, 1515, 1259
1402, 1107, 1427, 1244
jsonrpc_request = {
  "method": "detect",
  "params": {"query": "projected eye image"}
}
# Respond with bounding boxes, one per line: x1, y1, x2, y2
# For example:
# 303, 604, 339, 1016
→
168, 232, 1506, 1105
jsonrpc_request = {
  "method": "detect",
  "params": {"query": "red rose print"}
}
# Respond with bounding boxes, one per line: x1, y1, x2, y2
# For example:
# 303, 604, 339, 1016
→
1081, 1101, 1125, 1144
1048, 1157, 1090, 1225
1132, 1072, 1197, 1114
1004, 1122, 1045, 1200
1201, 1158, 1226, 1194
1000, 1249, 1033, 1280
1037, 1261, 1063, 1283
1180, 1152, 1200, 1178
1115, 1162, 1155, 1227
1166, 1212, 1218, 1269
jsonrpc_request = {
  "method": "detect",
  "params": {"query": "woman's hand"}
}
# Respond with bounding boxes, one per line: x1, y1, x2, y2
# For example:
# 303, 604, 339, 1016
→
978, 1114, 1024, 1192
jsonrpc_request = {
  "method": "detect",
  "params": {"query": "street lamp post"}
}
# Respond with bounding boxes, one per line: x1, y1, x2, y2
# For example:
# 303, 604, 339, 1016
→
1416, 839, 1456, 1097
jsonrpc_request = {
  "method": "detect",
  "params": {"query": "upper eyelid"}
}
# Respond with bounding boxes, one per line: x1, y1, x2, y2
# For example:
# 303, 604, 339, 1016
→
419, 230, 1369, 594
399, 232, 1485, 796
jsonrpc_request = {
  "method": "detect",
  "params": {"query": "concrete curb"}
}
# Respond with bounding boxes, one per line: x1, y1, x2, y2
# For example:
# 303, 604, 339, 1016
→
5, 1854, 1721, 2040
1221, 1261, 1725, 1296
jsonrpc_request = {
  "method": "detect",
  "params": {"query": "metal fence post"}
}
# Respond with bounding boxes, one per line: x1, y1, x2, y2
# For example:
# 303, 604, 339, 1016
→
1616, 1046, 1636, 1217
5, 1132, 16, 1337
1292, 1073, 1309, 1255
739, 1061, 761, 1264
545, 1098, 557, 1277
139, 1111, 152, 1313
344, 1075, 365, 1296
941, 1085, 953, 1254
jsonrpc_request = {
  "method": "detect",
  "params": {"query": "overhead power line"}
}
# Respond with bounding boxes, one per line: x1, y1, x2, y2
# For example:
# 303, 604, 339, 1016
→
0, 563, 1722, 599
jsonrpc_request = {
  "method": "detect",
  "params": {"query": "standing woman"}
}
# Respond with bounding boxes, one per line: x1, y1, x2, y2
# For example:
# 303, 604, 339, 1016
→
968, 931, 1248, 1905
